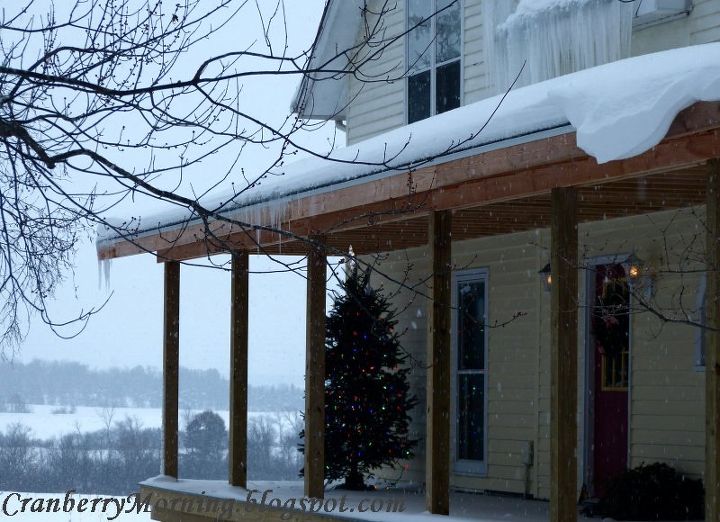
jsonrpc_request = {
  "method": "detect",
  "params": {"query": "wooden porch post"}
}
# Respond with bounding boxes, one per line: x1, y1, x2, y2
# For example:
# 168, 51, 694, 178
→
706, 160, 720, 522
162, 261, 180, 478
426, 210, 452, 516
229, 252, 249, 487
305, 237, 327, 499
549, 188, 578, 522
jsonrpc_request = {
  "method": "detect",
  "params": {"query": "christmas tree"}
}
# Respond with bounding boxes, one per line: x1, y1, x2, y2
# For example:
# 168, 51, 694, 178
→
300, 261, 418, 490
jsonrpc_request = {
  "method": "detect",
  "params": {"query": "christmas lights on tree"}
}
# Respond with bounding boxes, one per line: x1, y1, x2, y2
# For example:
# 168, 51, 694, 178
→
300, 262, 417, 490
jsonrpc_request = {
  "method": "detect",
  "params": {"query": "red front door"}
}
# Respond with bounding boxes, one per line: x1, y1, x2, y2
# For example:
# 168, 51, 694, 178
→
590, 263, 629, 497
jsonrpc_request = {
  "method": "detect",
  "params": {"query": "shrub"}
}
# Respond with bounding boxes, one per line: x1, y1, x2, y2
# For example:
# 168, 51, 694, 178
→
596, 462, 704, 520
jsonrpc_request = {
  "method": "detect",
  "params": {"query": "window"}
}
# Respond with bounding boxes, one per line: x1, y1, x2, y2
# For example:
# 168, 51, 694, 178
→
452, 269, 487, 475
407, 0, 462, 123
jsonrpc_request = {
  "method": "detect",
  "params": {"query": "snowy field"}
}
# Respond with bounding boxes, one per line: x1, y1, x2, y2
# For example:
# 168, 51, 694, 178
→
0, 405, 296, 439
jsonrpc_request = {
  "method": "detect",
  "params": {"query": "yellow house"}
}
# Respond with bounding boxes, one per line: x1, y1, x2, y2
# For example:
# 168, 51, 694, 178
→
97, 1, 720, 520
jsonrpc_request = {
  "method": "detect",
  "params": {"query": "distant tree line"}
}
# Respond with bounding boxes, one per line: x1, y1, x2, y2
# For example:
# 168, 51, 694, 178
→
0, 411, 303, 495
0, 360, 303, 411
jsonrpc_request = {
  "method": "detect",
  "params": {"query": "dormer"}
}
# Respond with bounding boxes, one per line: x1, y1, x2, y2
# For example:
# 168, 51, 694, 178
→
294, 0, 712, 146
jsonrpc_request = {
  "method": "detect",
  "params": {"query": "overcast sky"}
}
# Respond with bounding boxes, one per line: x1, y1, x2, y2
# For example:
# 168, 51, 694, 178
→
12, 0, 335, 388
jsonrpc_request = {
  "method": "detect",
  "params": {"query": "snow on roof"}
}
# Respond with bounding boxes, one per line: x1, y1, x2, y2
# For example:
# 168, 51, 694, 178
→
98, 43, 720, 247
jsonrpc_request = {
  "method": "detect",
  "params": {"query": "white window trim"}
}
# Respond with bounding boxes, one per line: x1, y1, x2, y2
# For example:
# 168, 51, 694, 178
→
632, 0, 693, 29
405, 0, 464, 124
450, 267, 489, 476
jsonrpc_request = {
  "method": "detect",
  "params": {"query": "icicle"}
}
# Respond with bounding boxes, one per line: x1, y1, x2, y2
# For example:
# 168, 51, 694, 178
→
344, 245, 356, 277
98, 258, 112, 290
489, 0, 634, 94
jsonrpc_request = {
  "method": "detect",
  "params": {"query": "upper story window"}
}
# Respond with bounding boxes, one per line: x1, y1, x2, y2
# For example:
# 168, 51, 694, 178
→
407, 0, 462, 124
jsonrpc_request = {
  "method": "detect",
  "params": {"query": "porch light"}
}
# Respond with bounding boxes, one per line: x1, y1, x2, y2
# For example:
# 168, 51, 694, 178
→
539, 263, 552, 293
622, 253, 654, 300
623, 253, 643, 281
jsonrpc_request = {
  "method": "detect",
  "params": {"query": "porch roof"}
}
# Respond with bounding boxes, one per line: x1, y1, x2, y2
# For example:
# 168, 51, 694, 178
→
96, 44, 720, 262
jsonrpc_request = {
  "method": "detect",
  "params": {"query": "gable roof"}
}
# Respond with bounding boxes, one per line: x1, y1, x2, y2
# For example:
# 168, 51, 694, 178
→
291, 0, 364, 120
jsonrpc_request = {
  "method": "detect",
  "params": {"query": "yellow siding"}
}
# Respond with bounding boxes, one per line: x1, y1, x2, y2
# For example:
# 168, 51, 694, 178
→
632, 0, 720, 55
463, 0, 492, 104
370, 229, 543, 495
345, 0, 406, 145
346, 0, 491, 145
369, 207, 708, 500
691, 0, 720, 44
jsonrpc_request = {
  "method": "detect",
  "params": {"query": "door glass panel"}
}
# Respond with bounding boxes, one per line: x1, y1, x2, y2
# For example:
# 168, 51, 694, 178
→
457, 280, 485, 371
408, 0, 432, 73
436, 60, 461, 114
593, 264, 630, 391
602, 349, 629, 390
436, 0, 461, 63
458, 373, 484, 460
408, 70, 431, 123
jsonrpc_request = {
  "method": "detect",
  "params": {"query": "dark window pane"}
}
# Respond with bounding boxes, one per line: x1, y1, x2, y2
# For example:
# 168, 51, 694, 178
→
458, 373, 484, 461
436, 0, 461, 63
408, 71, 431, 123
408, 0, 432, 73
458, 280, 485, 370
436, 60, 461, 114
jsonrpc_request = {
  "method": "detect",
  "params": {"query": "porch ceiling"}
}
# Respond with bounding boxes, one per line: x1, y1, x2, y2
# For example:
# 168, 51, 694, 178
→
223, 166, 709, 256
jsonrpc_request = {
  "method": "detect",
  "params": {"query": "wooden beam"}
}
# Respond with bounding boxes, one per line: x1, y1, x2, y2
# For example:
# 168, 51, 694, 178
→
304, 237, 327, 499
426, 210, 452, 516
229, 252, 249, 487
549, 188, 578, 522
706, 160, 720, 522
162, 261, 180, 478
98, 103, 720, 262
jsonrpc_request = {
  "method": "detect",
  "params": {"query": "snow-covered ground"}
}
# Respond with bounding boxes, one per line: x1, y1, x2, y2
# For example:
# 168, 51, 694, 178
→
1, 492, 151, 521
0, 405, 294, 439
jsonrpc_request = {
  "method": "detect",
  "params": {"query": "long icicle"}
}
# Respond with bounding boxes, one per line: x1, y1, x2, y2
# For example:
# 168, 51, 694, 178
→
490, 0, 635, 94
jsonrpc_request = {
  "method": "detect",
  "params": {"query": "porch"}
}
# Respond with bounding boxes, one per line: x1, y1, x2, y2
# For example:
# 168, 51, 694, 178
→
139, 476, 578, 522
98, 98, 720, 522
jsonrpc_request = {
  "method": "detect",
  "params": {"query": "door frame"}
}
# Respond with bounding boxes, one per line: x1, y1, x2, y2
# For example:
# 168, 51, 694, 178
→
582, 254, 633, 496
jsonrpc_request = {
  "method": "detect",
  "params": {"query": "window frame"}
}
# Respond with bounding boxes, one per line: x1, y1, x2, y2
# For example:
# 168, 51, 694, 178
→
450, 267, 489, 476
405, 0, 464, 124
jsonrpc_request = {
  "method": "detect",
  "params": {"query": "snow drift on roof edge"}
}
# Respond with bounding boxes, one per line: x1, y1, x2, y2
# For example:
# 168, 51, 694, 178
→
97, 43, 720, 245
548, 43, 720, 163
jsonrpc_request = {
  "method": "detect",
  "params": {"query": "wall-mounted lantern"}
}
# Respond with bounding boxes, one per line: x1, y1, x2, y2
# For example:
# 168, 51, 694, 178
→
539, 263, 552, 293
622, 253, 655, 300
623, 253, 643, 281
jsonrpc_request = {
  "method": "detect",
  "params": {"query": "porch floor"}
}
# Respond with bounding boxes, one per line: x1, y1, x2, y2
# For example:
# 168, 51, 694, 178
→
140, 476, 594, 522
